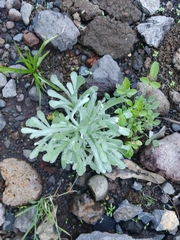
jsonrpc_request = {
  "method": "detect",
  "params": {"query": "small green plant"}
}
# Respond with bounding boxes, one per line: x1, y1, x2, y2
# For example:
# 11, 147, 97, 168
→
21, 72, 130, 176
0, 35, 59, 105
158, 7, 165, 13
104, 203, 116, 217
169, 80, 176, 87
152, 50, 159, 57
142, 192, 156, 207
140, 61, 161, 88
114, 76, 160, 158
16, 196, 70, 240
169, 71, 173, 76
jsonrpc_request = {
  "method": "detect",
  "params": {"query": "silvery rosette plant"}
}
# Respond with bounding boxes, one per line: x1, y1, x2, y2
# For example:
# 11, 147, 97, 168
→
21, 72, 130, 176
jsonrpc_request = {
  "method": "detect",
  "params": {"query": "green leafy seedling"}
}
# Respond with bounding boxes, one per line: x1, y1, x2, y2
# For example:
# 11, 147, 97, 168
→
140, 61, 161, 89
0, 35, 60, 105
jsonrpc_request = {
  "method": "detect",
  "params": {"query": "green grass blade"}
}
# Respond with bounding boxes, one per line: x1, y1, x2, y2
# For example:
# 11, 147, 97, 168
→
0, 66, 30, 74
38, 75, 60, 91
37, 51, 50, 68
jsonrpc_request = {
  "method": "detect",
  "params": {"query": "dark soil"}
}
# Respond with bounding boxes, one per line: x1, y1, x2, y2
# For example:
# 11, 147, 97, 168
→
1, 1, 180, 240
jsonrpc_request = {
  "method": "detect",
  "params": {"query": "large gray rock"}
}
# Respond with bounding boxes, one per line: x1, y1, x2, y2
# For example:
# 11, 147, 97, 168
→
85, 55, 123, 96
133, 0, 160, 15
82, 16, 137, 59
32, 10, 80, 52
140, 133, 180, 182
137, 82, 170, 115
137, 16, 174, 48
95, 0, 141, 23
76, 231, 155, 240
113, 200, 143, 222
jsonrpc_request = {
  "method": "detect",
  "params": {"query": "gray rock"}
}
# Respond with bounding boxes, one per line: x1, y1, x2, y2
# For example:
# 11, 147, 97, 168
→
14, 207, 37, 232
7, 64, 27, 79
131, 181, 143, 191
28, 86, 39, 102
113, 200, 143, 222
6, 21, 15, 29
137, 16, 174, 48
88, 175, 108, 201
79, 66, 89, 77
2, 79, 17, 98
138, 212, 154, 224
0, 73, 7, 88
0, 113, 6, 131
140, 133, 180, 182
0, 203, 5, 226
0, 99, 6, 108
171, 123, 180, 132
20, 2, 33, 25
0, 38, 5, 47
71, 193, 104, 225
85, 55, 123, 96
0, 0, 6, 8
13, 33, 23, 42
137, 82, 170, 115
162, 182, 175, 195
8, 8, 22, 22
6, 0, 21, 10
173, 48, 180, 71
33, 10, 80, 51
151, 209, 179, 234
133, 0, 160, 15
76, 231, 155, 240
169, 90, 180, 105
96, 0, 142, 23
82, 16, 137, 59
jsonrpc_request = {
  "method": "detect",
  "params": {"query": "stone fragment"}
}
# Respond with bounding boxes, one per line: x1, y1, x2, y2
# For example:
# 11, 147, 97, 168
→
13, 33, 23, 42
138, 212, 154, 224
85, 55, 123, 96
140, 133, 180, 182
71, 193, 104, 225
162, 182, 175, 195
113, 200, 143, 222
0, 99, 6, 108
96, 0, 141, 23
0, 113, 6, 131
0, 38, 5, 47
151, 210, 179, 233
0, 73, 7, 88
88, 175, 108, 201
0, 0, 6, 8
169, 90, 180, 105
61, 0, 101, 21
2, 79, 17, 98
8, 8, 22, 22
75, 231, 154, 240
23, 30, 39, 47
36, 206, 59, 240
9, 64, 27, 79
133, 0, 160, 15
6, 21, 15, 29
82, 16, 137, 59
0, 158, 42, 206
173, 48, 180, 71
33, 10, 80, 52
0, 203, 5, 226
137, 16, 174, 48
137, 82, 170, 115
20, 2, 33, 25
6, 0, 21, 10
14, 207, 37, 232
171, 123, 180, 132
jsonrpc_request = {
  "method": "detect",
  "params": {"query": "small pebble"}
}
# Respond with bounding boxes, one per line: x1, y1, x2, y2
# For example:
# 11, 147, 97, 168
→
13, 33, 23, 42
131, 181, 143, 191
4, 44, 10, 49
171, 123, 180, 132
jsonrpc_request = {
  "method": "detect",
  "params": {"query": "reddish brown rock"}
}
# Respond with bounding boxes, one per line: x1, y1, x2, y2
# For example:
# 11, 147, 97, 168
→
85, 56, 99, 68
23, 30, 39, 47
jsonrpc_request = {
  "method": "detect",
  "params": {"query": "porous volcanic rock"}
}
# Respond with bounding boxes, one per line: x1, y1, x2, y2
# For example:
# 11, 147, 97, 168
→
96, 0, 141, 23
140, 133, 180, 182
82, 16, 137, 59
0, 158, 42, 206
